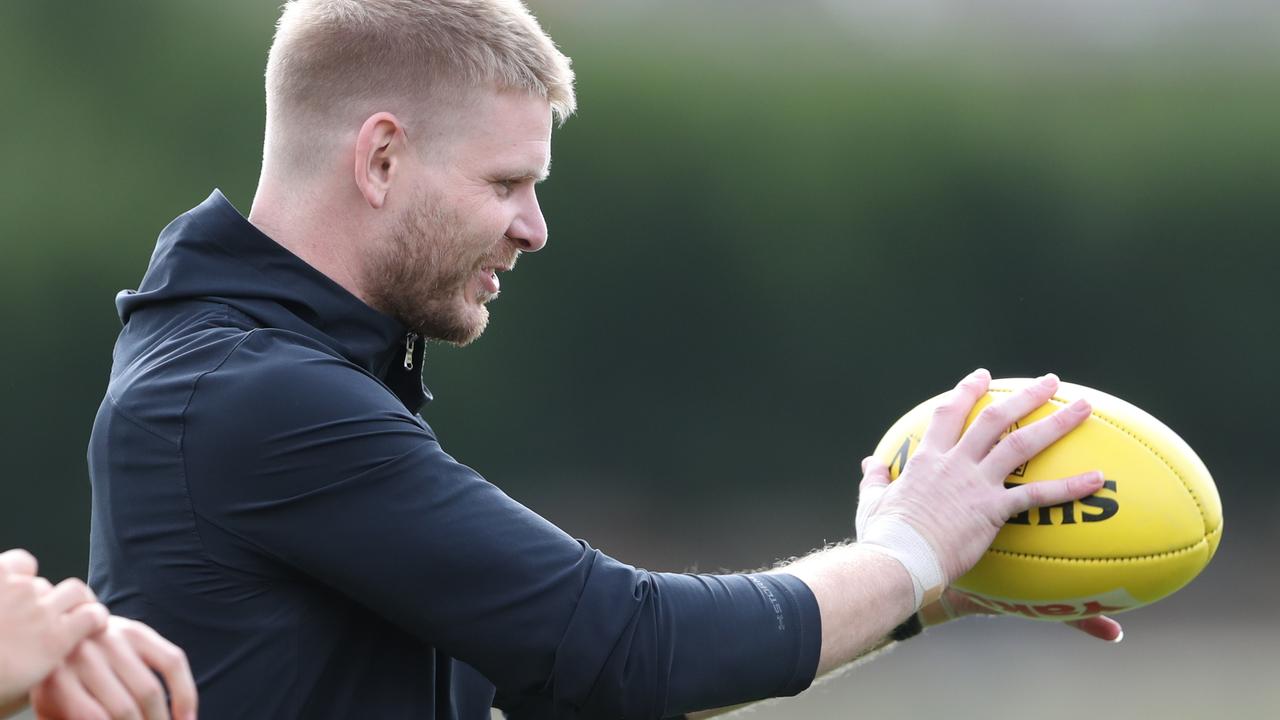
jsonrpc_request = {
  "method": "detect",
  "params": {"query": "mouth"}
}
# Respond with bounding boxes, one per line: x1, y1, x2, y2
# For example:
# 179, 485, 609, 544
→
476, 260, 514, 296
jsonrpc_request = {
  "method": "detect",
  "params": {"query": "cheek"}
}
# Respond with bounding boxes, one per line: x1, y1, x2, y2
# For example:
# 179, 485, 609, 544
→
481, 210, 513, 241
471, 192, 516, 234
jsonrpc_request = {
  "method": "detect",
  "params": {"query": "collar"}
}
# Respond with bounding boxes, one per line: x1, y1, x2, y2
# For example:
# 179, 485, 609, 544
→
117, 190, 431, 410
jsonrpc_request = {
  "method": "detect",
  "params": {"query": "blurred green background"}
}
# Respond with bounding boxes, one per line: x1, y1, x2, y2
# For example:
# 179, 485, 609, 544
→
1, 1, 1277, 717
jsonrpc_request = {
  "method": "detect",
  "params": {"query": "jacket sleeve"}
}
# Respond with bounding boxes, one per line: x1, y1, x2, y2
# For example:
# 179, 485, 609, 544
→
181, 332, 821, 718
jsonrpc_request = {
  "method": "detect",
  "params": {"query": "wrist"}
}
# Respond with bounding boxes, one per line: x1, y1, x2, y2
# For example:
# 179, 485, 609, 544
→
857, 517, 945, 611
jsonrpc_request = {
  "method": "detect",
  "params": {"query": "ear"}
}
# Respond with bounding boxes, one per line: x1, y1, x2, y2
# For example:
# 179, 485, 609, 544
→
353, 112, 408, 210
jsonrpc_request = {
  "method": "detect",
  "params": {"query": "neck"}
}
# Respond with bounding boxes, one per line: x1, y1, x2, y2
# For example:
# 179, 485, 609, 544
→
248, 170, 379, 310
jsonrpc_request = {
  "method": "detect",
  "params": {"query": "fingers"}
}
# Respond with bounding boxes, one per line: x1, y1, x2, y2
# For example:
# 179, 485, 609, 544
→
980, 397, 1093, 477
98, 631, 170, 720
916, 369, 991, 455
119, 620, 197, 720
1067, 615, 1124, 642
44, 578, 99, 615
36, 620, 197, 720
954, 374, 1061, 461
33, 665, 110, 720
1002, 471, 1105, 518
0, 548, 38, 576
60, 603, 110, 650
69, 641, 143, 720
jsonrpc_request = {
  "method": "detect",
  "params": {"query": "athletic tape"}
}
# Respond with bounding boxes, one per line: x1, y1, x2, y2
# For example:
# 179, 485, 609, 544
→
856, 481, 946, 610
858, 517, 945, 611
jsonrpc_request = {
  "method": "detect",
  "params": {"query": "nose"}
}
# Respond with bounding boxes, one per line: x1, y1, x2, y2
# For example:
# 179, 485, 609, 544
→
505, 191, 548, 253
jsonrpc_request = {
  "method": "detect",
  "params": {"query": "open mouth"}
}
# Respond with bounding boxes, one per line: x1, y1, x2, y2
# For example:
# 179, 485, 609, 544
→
478, 266, 501, 295
477, 255, 517, 296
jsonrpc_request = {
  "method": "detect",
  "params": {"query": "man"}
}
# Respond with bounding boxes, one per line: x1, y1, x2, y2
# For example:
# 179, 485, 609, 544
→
0, 548, 197, 720
85, 1, 1119, 718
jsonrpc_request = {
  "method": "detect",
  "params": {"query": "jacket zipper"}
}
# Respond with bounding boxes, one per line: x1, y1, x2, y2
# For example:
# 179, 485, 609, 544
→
403, 332, 418, 371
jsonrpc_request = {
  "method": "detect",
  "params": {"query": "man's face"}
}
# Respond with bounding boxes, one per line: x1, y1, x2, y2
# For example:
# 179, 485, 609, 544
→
366, 89, 552, 346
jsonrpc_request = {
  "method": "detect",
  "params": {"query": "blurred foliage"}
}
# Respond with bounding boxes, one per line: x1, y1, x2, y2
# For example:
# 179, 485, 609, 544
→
1, 2, 1276, 582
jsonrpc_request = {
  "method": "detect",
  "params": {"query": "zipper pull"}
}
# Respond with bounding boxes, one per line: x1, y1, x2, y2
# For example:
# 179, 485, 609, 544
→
403, 332, 418, 370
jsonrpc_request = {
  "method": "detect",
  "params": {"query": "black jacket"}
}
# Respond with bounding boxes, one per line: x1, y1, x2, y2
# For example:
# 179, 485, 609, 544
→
88, 191, 821, 719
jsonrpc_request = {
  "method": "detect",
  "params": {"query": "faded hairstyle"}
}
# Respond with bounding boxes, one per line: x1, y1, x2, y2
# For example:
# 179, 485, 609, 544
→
263, 0, 575, 174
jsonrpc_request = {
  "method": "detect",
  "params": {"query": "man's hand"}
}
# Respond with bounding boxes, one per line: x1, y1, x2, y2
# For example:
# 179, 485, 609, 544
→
0, 549, 109, 715
857, 369, 1104, 594
782, 369, 1109, 675
31, 616, 197, 720
921, 588, 1124, 642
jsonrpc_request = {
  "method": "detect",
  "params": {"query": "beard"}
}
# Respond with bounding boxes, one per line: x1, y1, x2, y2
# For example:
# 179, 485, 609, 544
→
364, 193, 513, 347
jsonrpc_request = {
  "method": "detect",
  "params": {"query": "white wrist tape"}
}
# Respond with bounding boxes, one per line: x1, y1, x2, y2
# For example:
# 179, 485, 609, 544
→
859, 517, 945, 611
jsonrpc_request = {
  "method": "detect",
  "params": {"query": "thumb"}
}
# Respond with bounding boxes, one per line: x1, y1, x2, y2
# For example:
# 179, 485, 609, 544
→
58, 603, 109, 649
859, 455, 891, 492
856, 456, 892, 538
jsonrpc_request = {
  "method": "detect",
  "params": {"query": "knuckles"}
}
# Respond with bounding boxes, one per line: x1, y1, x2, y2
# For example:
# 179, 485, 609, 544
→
60, 577, 96, 603
975, 403, 1010, 430
902, 449, 938, 475
1050, 406, 1078, 432
158, 644, 189, 674
999, 428, 1033, 458
134, 677, 165, 709
930, 402, 959, 423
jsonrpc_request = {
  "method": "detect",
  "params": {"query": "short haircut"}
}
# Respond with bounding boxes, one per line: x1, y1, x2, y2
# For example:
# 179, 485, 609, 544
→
264, 0, 575, 172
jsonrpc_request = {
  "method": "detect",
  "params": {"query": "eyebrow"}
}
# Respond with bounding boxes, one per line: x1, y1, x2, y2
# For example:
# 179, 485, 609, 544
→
520, 157, 552, 183
529, 160, 552, 183
495, 157, 551, 185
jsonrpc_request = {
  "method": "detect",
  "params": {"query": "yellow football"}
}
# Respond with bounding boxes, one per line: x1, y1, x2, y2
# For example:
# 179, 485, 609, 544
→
872, 378, 1222, 620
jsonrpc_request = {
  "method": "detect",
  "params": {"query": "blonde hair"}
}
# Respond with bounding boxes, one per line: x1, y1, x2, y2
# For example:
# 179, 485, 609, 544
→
263, 0, 575, 173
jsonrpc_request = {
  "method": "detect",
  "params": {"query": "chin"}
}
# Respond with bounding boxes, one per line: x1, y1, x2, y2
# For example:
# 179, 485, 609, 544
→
437, 306, 490, 347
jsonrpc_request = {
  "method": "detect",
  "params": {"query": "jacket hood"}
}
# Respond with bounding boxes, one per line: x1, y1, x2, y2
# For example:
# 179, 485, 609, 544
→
117, 190, 429, 406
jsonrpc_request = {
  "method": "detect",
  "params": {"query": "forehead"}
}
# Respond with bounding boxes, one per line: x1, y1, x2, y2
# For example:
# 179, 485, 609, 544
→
444, 89, 553, 176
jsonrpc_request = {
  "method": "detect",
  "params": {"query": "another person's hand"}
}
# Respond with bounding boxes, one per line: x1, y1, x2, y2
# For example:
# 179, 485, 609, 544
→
31, 616, 197, 720
921, 588, 1124, 642
856, 369, 1104, 602
0, 549, 108, 715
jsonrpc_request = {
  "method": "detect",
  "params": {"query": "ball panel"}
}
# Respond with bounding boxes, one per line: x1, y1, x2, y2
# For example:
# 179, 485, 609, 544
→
954, 525, 1219, 619
1049, 380, 1223, 545
977, 388, 1206, 560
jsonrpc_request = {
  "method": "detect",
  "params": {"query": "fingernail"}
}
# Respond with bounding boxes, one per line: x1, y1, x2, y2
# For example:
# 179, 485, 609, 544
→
861, 457, 870, 473
1111, 630, 1124, 644
1039, 373, 1059, 387
1070, 398, 1091, 413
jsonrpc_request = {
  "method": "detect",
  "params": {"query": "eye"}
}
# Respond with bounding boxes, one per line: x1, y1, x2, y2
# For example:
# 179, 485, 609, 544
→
494, 179, 518, 196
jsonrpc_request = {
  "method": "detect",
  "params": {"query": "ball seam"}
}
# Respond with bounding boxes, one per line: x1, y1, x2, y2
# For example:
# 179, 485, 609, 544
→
984, 523, 1220, 564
